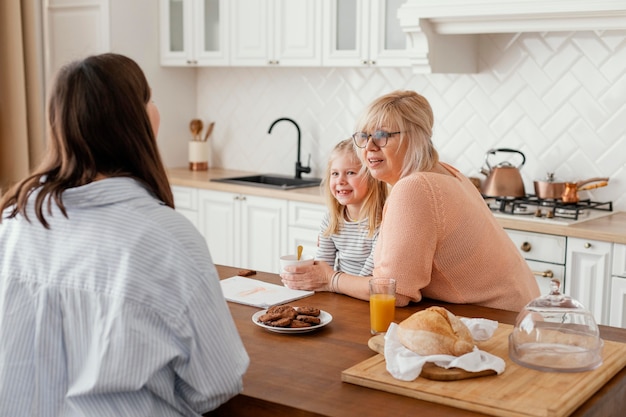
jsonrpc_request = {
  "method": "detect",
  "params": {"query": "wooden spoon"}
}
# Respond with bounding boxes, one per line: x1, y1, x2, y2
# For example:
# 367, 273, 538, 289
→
367, 334, 496, 381
297, 245, 303, 261
189, 119, 203, 141
203, 121, 215, 142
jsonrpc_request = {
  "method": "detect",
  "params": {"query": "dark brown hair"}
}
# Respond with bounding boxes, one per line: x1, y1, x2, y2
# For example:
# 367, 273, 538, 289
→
0, 53, 173, 228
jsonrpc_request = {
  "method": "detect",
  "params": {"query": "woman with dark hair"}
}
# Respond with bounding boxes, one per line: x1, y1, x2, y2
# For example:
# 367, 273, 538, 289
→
0, 53, 249, 416
282, 90, 539, 312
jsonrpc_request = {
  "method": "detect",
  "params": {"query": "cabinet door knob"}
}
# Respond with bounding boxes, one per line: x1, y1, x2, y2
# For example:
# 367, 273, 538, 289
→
584, 242, 592, 248
520, 242, 531, 252
532, 270, 554, 278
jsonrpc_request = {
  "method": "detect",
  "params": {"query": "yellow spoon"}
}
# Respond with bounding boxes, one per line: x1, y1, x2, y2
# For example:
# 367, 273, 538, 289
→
297, 245, 303, 261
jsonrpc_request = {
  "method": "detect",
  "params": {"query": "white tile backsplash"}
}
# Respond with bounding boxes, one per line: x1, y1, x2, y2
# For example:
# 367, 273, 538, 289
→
197, 31, 626, 211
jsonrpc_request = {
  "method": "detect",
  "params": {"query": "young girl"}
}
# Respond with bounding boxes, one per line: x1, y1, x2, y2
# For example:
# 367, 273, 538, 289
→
315, 138, 388, 277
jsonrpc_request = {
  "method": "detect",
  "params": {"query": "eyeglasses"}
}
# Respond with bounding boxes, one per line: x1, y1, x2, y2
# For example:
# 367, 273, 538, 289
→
352, 131, 401, 148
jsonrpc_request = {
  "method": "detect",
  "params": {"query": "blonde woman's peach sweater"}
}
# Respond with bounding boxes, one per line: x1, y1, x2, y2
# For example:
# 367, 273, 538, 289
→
373, 163, 539, 312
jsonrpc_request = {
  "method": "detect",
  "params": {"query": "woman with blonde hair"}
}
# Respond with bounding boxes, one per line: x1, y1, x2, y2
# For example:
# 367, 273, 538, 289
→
283, 90, 539, 312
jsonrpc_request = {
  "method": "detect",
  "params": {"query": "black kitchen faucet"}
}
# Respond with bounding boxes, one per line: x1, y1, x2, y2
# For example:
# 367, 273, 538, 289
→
268, 117, 312, 179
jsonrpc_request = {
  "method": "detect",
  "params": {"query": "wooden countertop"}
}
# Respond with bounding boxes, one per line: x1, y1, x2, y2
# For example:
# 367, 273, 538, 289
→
205, 265, 626, 417
167, 167, 324, 204
168, 167, 626, 244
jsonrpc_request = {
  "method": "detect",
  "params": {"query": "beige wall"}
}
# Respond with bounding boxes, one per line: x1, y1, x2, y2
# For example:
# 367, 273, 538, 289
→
109, 0, 196, 168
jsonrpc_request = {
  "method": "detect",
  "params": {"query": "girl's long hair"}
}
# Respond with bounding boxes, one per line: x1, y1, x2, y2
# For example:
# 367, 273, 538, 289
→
321, 138, 388, 238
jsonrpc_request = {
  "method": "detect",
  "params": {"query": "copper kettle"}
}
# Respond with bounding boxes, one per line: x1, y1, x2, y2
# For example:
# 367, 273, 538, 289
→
480, 148, 526, 197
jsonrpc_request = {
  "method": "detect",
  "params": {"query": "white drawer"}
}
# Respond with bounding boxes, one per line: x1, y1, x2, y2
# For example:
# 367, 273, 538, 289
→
288, 201, 325, 229
172, 185, 198, 211
613, 243, 626, 278
527, 259, 565, 296
506, 229, 566, 265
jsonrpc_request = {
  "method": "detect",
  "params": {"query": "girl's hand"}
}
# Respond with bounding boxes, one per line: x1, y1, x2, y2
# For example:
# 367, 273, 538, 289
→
280, 260, 334, 292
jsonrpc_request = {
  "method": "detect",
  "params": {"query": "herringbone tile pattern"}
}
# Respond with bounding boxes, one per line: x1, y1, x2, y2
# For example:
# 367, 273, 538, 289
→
197, 31, 626, 210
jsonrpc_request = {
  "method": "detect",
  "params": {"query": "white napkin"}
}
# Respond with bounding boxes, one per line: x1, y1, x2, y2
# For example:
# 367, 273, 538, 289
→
384, 318, 505, 381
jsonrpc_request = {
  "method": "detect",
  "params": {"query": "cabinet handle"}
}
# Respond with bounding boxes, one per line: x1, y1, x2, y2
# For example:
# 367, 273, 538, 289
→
186, 60, 198, 65
361, 60, 369, 65
584, 242, 592, 249
520, 242, 531, 252
532, 270, 554, 278
370, 60, 376, 65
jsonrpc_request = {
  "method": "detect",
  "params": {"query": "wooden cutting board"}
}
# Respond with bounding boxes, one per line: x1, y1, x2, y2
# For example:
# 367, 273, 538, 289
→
343, 323, 626, 417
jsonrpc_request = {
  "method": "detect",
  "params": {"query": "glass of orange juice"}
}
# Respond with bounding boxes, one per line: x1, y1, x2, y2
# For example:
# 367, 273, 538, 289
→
369, 278, 396, 335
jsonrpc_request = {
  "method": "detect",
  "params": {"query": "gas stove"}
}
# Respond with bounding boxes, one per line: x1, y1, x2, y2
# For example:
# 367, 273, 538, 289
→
484, 195, 613, 226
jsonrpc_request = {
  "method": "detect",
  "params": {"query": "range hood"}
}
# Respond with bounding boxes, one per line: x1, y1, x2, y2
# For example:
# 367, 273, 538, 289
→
397, 0, 626, 73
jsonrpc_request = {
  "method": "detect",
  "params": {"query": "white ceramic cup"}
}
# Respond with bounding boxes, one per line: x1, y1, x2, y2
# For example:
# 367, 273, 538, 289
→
188, 141, 210, 171
280, 254, 314, 272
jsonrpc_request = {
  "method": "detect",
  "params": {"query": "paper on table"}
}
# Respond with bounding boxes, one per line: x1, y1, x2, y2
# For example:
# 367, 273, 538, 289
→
220, 276, 314, 308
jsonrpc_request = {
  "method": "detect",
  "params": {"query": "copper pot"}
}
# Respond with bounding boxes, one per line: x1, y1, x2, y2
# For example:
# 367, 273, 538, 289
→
533, 173, 566, 199
480, 148, 526, 197
561, 177, 610, 204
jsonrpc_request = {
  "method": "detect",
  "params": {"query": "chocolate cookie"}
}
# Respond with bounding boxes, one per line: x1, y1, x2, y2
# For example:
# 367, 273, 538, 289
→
296, 307, 320, 317
268, 304, 297, 319
258, 312, 283, 323
266, 317, 292, 328
296, 315, 321, 325
289, 319, 312, 328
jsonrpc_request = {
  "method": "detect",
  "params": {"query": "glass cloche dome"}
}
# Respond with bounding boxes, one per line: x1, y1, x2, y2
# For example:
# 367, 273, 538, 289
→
509, 279, 603, 372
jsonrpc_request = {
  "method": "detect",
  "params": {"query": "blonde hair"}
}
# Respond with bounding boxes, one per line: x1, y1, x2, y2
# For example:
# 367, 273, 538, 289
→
321, 138, 388, 238
355, 90, 439, 178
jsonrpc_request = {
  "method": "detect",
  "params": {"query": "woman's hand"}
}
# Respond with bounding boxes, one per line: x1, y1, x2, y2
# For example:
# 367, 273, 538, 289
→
280, 260, 335, 292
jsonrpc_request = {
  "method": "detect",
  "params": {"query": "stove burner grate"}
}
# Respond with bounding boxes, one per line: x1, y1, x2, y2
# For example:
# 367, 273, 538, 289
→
485, 195, 612, 221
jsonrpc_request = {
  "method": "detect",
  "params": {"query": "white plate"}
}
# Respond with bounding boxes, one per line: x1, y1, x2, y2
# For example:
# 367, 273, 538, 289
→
252, 308, 333, 334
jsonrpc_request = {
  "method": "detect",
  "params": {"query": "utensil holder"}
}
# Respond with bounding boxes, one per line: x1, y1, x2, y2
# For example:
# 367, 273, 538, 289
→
188, 141, 209, 171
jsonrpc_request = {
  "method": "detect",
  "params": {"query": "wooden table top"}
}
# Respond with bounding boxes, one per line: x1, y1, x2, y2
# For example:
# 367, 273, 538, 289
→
205, 266, 626, 417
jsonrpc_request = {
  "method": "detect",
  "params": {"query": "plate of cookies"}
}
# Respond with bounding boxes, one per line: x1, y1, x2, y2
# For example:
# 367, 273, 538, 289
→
252, 304, 332, 334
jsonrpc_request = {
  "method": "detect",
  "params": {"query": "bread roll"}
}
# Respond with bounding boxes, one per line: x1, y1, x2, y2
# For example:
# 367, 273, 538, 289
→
397, 306, 474, 356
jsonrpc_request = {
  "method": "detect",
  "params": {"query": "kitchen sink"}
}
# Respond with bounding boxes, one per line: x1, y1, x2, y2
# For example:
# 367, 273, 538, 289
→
212, 174, 322, 190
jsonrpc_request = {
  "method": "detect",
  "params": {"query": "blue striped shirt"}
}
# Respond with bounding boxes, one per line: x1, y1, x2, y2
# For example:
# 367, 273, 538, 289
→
0, 177, 249, 416
315, 212, 378, 276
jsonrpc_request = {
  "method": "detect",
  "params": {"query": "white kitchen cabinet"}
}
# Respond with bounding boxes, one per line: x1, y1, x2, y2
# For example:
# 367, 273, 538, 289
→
566, 237, 612, 326
159, 0, 229, 66
196, 189, 288, 273
230, 0, 322, 66
610, 244, 626, 327
172, 185, 199, 228
44, 0, 110, 85
287, 201, 326, 259
322, 0, 410, 67
505, 229, 567, 296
